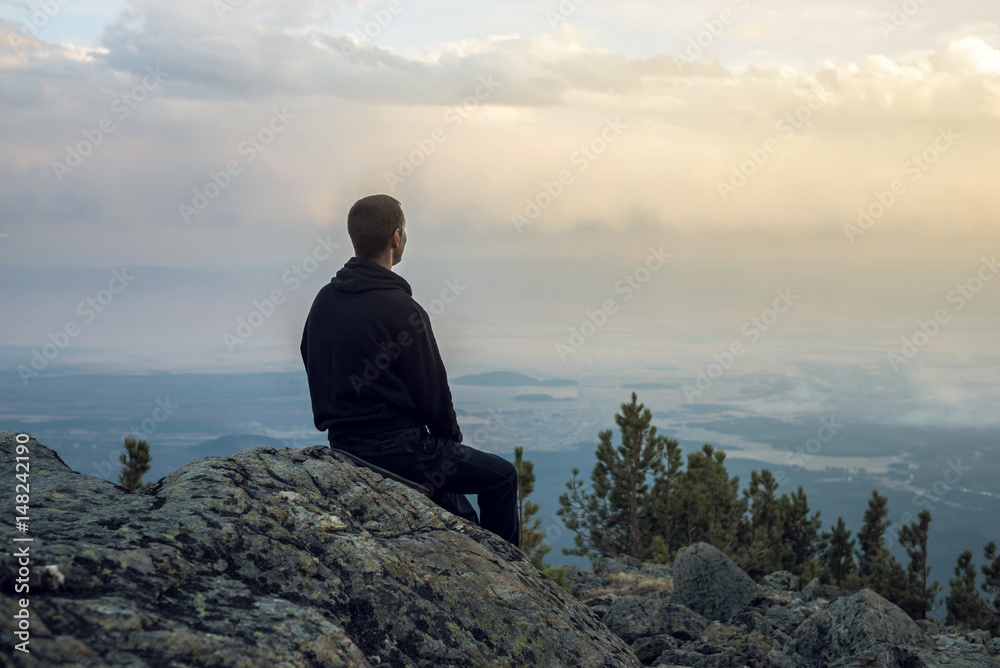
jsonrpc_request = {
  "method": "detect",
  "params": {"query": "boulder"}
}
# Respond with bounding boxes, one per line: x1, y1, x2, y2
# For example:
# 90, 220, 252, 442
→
563, 564, 611, 597
595, 554, 643, 575
630, 633, 680, 663
653, 647, 741, 667
966, 630, 992, 646
0, 432, 641, 667
800, 576, 845, 602
762, 602, 810, 634
639, 563, 674, 579
763, 570, 800, 591
672, 542, 758, 622
603, 594, 710, 644
786, 588, 928, 667
916, 619, 940, 635
896, 646, 1000, 667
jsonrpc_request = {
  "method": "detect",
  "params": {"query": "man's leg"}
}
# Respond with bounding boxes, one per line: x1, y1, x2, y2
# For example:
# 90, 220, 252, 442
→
331, 426, 519, 547
418, 434, 520, 548
433, 492, 480, 525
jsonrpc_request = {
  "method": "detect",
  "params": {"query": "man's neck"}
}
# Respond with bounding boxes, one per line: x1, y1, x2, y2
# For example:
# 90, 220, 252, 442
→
367, 253, 393, 272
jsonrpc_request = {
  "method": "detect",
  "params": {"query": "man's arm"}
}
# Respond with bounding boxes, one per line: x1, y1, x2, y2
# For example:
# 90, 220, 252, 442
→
397, 304, 462, 443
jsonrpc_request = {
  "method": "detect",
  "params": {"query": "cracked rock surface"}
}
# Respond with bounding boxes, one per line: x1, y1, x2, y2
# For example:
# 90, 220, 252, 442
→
0, 432, 640, 667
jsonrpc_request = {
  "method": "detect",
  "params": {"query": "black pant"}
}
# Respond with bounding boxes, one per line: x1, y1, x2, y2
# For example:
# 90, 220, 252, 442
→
330, 425, 520, 547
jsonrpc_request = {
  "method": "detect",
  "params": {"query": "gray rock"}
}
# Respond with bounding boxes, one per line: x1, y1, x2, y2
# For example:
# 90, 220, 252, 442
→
932, 634, 991, 654
764, 648, 803, 668
604, 594, 710, 644
673, 542, 758, 622
916, 619, 940, 635
787, 588, 927, 667
631, 633, 680, 664
967, 630, 993, 646
730, 609, 776, 636
595, 554, 643, 575
654, 648, 741, 667
763, 570, 801, 591
639, 563, 674, 579
800, 577, 845, 602
586, 593, 620, 608
897, 645, 1000, 667
762, 603, 810, 634
0, 432, 641, 667
564, 564, 611, 596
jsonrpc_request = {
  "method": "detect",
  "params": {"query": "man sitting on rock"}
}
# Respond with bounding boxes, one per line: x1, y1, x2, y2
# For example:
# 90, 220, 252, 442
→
300, 193, 520, 547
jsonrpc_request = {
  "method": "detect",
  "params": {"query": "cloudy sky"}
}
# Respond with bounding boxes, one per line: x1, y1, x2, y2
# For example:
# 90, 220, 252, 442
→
2, 0, 999, 424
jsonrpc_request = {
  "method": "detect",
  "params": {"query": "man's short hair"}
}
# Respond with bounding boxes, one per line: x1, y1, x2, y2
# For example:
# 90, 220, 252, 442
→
347, 194, 404, 260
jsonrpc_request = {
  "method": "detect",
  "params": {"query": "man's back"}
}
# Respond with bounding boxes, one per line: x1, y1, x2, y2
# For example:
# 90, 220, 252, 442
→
300, 194, 518, 547
300, 256, 462, 443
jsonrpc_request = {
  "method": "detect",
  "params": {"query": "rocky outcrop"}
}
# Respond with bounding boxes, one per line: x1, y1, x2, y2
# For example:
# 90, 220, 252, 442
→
564, 553, 1000, 668
0, 432, 640, 667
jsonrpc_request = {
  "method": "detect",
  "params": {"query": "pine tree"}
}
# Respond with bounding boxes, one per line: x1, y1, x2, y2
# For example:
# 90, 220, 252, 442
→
856, 490, 891, 578
645, 434, 682, 563
736, 469, 786, 578
819, 516, 856, 587
558, 467, 628, 560
118, 437, 153, 493
896, 509, 941, 620
514, 446, 550, 569
979, 541, 1000, 633
673, 443, 744, 553
778, 485, 822, 577
557, 393, 666, 560
854, 490, 906, 603
946, 550, 985, 629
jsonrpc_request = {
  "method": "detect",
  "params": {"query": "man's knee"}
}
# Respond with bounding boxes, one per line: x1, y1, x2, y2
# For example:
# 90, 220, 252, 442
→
499, 457, 517, 488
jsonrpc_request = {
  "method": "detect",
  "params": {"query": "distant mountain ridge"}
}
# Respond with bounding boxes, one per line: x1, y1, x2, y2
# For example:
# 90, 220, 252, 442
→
452, 371, 578, 387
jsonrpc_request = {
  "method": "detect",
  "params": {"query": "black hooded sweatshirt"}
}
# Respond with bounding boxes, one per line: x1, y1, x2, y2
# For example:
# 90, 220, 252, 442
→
300, 257, 462, 443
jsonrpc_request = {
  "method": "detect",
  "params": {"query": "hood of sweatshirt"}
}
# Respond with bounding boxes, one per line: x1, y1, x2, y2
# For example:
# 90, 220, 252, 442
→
329, 256, 413, 296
